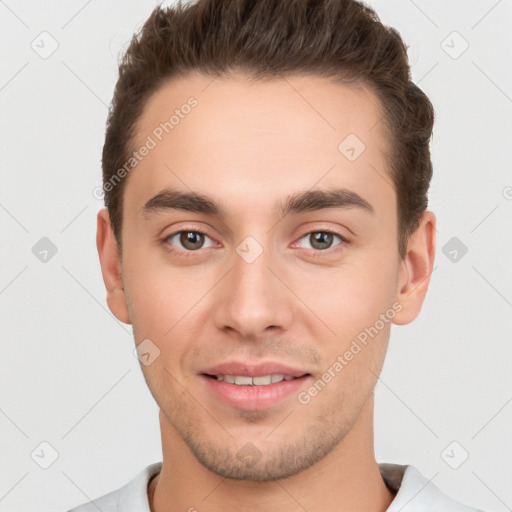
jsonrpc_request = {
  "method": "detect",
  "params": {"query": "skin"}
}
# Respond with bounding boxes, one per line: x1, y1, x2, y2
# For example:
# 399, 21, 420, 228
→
97, 70, 436, 512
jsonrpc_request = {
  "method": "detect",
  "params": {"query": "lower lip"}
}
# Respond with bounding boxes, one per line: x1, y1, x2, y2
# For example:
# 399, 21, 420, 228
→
200, 374, 311, 411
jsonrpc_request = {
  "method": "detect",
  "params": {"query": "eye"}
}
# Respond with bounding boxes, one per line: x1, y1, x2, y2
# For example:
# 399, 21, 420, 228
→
297, 231, 344, 251
166, 230, 215, 251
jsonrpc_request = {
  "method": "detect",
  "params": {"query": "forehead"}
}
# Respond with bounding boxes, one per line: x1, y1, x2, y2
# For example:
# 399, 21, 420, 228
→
134, 70, 388, 154
123, 70, 394, 224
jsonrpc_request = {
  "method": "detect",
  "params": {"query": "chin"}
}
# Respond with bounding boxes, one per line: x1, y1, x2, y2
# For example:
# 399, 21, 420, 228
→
181, 421, 347, 482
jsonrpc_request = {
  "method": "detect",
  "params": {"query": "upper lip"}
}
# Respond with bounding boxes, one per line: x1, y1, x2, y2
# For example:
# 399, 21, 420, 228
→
201, 361, 310, 378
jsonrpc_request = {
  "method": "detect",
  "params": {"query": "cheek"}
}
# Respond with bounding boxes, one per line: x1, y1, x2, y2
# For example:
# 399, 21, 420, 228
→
288, 254, 399, 341
310, 257, 397, 398
123, 246, 209, 329
122, 251, 217, 370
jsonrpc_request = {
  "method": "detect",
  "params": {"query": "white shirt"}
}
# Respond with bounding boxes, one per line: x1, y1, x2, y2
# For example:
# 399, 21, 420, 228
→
67, 462, 485, 512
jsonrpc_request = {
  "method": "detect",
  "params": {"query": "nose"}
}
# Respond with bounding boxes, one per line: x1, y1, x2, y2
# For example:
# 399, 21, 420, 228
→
213, 240, 294, 340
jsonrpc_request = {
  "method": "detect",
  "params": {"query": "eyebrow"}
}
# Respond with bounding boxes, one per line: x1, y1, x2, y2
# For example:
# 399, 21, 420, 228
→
141, 187, 374, 219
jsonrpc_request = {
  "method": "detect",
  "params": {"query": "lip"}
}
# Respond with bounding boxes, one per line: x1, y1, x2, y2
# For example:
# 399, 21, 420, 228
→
200, 361, 312, 411
201, 361, 309, 378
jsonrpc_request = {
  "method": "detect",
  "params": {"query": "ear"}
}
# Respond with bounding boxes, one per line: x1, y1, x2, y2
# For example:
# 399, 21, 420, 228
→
393, 210, 436, 325
96, 208, 131, 324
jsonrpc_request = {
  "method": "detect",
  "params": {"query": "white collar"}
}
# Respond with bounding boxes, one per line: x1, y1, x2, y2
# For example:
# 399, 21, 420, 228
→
67, 461, 484, 512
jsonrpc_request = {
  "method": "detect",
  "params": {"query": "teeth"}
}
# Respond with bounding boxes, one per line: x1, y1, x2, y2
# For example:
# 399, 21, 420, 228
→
215, 374, 289, 386
234, 376, 253, 385
253, 375, 272, 385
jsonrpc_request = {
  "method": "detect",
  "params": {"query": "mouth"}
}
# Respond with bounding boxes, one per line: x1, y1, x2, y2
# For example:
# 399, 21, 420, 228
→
203, 373, 306, 385
200, 365, 312, 411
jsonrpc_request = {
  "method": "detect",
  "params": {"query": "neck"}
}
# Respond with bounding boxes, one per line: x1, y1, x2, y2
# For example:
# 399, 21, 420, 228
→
149, 397, 395, 512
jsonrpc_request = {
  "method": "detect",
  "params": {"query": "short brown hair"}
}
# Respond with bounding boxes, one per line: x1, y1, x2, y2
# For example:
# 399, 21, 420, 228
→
102, 0, 434, 258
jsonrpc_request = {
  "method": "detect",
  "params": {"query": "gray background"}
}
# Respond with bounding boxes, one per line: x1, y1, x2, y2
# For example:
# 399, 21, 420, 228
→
1, 1, 511, 511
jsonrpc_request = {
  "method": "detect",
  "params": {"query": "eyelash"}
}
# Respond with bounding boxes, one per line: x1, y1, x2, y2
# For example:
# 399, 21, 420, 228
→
162, 227, 349, 259
162, 228, 218, 259
297, 230, 348, 259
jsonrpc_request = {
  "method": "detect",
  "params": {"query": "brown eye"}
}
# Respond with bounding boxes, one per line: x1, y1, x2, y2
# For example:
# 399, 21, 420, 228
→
180, 232, 204, 250
167, 231, 213, 251
298, 231, 342, 251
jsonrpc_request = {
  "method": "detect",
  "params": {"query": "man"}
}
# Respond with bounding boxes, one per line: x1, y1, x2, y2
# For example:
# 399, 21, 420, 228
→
68, 0, 484, 510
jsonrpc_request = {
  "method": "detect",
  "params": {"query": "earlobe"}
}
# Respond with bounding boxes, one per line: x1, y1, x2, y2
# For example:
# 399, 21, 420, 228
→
96, 208, 131, 325
393, 210, 436, 326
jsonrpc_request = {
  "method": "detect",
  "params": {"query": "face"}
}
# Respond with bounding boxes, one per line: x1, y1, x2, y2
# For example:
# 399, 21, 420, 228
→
99, 71, 432, 481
